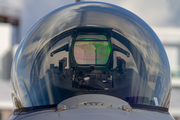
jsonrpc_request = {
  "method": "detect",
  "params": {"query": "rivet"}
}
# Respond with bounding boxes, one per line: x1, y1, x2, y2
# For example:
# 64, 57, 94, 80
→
57, 108, 66, 112
123, 108, 130, 112
122, 105, 132, 112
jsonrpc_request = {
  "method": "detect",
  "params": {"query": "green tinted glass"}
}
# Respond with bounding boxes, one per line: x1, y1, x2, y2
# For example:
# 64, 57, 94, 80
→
74, 41, 111, 64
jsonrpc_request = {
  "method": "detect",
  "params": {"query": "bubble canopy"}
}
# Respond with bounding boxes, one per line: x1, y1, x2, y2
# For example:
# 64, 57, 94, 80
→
11, 2, 171, 110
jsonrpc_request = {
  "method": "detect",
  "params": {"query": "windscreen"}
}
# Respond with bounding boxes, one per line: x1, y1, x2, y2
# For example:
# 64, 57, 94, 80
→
11, 2, 171, 109
12, 34, 169, 108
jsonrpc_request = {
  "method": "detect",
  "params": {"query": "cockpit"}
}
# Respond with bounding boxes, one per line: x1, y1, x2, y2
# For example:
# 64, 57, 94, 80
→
11, 2, 171, 111
48, 28, 131, 91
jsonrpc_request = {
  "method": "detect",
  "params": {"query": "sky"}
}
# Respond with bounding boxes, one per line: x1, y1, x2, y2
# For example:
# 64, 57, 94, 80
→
1, 0, 180, 39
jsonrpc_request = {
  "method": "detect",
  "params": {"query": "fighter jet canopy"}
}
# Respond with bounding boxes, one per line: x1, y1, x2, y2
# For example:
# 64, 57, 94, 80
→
11, 2, 171, 110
